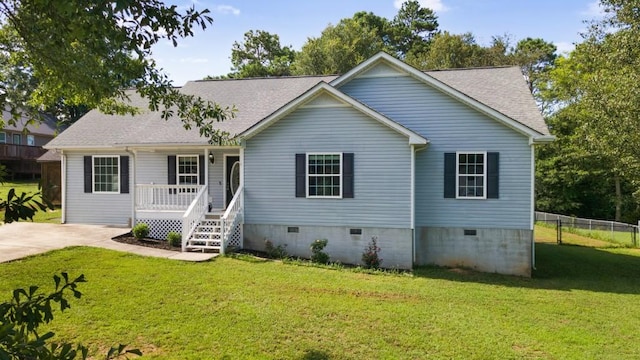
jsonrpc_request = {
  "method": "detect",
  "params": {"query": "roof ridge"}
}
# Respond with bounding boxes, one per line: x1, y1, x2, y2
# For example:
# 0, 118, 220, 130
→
192, 74, 337, 83
425, 65, 520, 72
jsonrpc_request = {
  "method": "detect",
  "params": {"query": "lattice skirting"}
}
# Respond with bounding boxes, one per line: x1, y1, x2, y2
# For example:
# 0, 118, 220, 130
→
136, 218, 182, 240
227, 222, 243, 249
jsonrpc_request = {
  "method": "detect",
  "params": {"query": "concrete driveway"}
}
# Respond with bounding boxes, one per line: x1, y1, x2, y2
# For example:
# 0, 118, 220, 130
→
0, 222, 216, 263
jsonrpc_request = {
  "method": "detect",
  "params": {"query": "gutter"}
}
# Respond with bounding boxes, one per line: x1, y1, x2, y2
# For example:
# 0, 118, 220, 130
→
126, 147, 136, 228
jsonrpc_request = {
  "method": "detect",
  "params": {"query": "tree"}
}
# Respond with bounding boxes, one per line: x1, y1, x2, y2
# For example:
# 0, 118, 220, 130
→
536, 0, 640, 222
391, 0, 439, 58
0, 273, 141, 359
294, 18, 387, 75
229, 30, 296, 78
408, 31, 483, 69
0, 0, 232, 139
513, 37, 557, 113
0, 1, 233, 222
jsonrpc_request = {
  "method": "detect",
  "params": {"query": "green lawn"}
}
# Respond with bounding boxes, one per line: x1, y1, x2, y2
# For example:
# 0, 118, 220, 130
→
0, 180, 61, 223
1, 228, 639, 359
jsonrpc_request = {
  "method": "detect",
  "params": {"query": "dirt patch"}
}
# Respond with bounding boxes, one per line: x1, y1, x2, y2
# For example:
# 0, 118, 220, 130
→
112, 232, 180, 252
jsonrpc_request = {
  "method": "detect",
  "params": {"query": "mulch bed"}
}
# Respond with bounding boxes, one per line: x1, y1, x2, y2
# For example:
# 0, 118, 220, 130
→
112, 232, 180, 252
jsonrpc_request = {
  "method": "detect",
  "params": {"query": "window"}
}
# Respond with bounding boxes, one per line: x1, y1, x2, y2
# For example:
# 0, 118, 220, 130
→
12, 134, 20, 145
457, 152, 486, 198
296, 153, 353, 199
27, 135, 35, 146
93, 156, 120, 193
177, 155, 199, 185
307, 153, 342, 198
0, 132, 5, 143
444, 152, 499, 199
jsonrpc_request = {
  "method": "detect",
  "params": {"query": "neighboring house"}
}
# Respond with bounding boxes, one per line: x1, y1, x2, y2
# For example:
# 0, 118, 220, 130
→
45, 53, 553, 276
1, 111, 57, 179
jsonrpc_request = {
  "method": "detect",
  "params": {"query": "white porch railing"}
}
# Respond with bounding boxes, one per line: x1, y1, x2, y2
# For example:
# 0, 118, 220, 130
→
136, 184, 203, 210
181, 185, 209, 252
220, 185, 243, 255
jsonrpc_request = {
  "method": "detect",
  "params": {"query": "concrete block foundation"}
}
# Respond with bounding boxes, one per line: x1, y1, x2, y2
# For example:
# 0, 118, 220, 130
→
415, 226, 533, 277
243, 224, 413, 269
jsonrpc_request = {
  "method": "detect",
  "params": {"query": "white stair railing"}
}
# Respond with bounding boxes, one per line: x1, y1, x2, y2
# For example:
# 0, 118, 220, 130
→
181, 185, 208, 251
220, 185, 243, 255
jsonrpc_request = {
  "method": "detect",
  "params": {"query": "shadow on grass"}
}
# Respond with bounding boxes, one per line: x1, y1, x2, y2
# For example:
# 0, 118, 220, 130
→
301, 349, 331, 360
414, 243, 640, 295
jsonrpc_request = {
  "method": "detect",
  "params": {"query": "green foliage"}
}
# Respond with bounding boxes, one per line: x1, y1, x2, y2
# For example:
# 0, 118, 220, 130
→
0, 272, 141, 359
264, 239, 288, 259
0, 0, 233, 142
1, 187, 51, 224
361, 236, 383, 269
166, 231, 181, 247
229, 30, 296, 78
310, 238, 329, 264
132, 223, 149, 240
391, 0, 439, 57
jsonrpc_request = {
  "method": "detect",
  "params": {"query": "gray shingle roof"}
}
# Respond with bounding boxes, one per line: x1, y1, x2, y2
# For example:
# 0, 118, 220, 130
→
46, 65, 548, 149
426, 66, 549, 135
37, 149, 61, 162
2, 110, 57, 136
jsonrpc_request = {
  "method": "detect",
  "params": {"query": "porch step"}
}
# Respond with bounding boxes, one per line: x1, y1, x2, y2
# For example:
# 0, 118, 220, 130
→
185, 215, 223, 252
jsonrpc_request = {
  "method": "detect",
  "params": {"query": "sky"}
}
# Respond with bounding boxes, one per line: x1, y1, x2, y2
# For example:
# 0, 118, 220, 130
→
154, 0, 606, 86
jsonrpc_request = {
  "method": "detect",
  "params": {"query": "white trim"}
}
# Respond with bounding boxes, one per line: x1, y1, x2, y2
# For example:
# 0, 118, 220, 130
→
240, 82, 428, 146
239, 147, 245, 211
61, 151, 66, 223
127, 149, 137, 227
176, 154, 199, 186
92, 155, 120, 194
455, 151, 488, 200
330, 52, 548, 140
306, 152, 343, 199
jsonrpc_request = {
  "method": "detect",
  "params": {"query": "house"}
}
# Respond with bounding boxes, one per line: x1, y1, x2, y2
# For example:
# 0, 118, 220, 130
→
37, 149, 62, 205
44, 53, 553, 276
1, 111, 57, 179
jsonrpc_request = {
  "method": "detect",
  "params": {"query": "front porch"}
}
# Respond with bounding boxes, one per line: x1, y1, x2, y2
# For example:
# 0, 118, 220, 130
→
133, 183, 243, 253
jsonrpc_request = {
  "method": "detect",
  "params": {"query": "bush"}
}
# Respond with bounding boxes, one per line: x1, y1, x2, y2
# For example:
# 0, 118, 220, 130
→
265, 239, 288, 259
310, 239, 329, 264
362, 236, 383, 269
132, 223, 149, 240
167, 231, 181, 247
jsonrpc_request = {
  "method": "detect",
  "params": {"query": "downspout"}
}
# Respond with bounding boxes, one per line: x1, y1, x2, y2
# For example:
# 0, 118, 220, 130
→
530, 144, 536, 270
411, 144, 428, 265
60, 150, 66, 224
126, 148, 136, 228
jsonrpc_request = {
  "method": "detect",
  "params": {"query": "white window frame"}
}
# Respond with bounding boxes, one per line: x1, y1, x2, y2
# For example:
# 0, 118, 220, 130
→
0, 132, 5, 143
176, 154, 199, 186
27, 134, 35, 146
306, 152, 343, 199
92, 155, 120, 194
456, 151, 487, 199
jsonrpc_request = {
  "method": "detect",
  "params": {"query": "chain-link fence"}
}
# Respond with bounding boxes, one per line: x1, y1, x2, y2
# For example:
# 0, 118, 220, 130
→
535, 211, 638, 247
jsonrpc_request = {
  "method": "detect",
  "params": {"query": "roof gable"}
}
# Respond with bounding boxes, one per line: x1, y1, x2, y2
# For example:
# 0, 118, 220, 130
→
241, 82, 427, 146
331, 52, 552, 142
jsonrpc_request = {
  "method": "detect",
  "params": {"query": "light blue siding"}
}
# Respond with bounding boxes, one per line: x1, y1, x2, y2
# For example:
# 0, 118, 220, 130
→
340, 74, 532, 229
244, 103, 412, 228
65, 152, 132, 225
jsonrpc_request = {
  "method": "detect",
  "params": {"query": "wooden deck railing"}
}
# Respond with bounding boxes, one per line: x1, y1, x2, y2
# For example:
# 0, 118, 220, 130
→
0, 144, 47, 160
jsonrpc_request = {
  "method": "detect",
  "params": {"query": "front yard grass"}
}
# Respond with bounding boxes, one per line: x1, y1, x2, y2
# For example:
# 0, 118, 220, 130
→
0, 180, 61, 223
1, 229, 639, 359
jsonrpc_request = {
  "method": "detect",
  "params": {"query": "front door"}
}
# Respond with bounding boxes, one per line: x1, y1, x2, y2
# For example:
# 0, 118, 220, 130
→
225, 156, 240, 207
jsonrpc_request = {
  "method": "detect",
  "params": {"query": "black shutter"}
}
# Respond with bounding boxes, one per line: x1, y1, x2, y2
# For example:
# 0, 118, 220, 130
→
295, 154, 305, 198
343, 153, 354, 198
84, 156, 92, 193
168, 155, 176, 185
120, 156, 129, 194
487, 152, 499, 199
199, 155, 205, 185
444, 153, 456, 198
